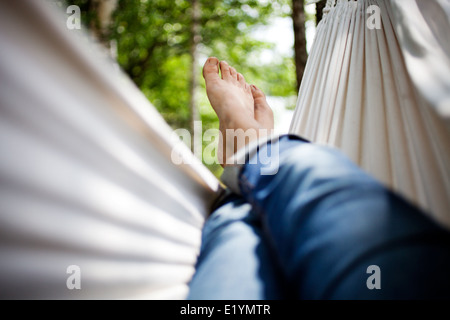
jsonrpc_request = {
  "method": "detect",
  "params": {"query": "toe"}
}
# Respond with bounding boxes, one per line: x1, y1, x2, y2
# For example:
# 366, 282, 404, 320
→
229, 67, 238, 82
203, 57, 220, 83
237, 73, 246, 87
220, 61, 232, 81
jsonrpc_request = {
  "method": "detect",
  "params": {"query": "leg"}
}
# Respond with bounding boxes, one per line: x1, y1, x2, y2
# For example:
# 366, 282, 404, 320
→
242, 139, 450, 299
189, 58, 284, 300
187, 194, 286, 299
202, 57, 450, 299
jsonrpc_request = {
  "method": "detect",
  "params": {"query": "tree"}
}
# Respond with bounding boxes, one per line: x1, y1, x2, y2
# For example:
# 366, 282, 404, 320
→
189, 0, 201, 150
316, 0, 326, 25
65, 0, 299, 177
292, 0, 308, 91
87, 0, 119, 57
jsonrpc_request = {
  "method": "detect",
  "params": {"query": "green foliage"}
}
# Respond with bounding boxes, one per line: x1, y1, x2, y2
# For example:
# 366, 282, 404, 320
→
67, 0, 299, 177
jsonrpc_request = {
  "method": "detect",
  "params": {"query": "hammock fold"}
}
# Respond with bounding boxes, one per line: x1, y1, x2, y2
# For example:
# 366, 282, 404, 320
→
290, 0, 450, 228
0, 1, 219, 299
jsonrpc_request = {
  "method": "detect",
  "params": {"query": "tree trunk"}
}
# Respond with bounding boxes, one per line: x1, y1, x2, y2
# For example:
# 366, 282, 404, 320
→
189, 0, 201, 152
292, 0, 308, 91
90, 0, 118, 59
316, 0, 326, 26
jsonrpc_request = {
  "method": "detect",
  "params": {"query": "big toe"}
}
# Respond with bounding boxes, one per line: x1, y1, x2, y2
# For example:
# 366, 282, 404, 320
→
203, 57, 220, 83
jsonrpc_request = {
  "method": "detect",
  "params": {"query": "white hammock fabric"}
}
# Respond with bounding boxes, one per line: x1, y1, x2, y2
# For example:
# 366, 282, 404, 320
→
391, 0, 450, 123
0, 1, 219, 299
290, 0, 450, 228
2, 0, 449, 299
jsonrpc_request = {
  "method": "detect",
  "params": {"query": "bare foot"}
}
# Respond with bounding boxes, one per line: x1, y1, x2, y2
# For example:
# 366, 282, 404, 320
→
202, 57, 274, 166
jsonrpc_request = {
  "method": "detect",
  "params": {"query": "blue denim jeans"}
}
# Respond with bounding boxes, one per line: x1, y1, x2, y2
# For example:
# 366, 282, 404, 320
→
188, 136, 450, 299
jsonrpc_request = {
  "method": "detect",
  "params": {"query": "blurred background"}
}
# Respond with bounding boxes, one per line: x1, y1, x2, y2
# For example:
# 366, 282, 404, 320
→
59, 0, 323, 177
